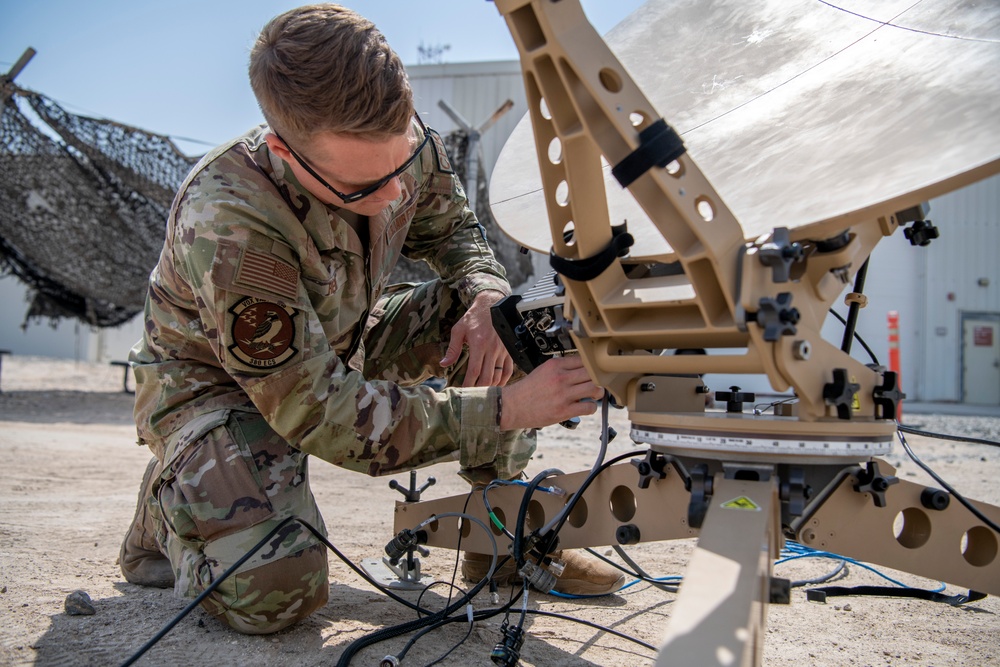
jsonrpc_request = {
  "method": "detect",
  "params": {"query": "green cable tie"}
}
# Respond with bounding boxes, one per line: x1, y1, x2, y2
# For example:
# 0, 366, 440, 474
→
488, 512, 505, 531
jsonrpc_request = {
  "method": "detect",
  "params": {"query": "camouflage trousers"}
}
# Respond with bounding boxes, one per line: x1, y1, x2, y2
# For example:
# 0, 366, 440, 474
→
143, 280, 535, 634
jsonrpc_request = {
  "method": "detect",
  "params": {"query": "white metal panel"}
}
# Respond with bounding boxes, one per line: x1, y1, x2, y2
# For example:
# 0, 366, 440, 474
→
918, 174, 1000, 401
408, 61, 526, 180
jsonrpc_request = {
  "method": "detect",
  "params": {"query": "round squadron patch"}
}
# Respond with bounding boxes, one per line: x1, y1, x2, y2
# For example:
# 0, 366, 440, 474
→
228, 297, 298, 369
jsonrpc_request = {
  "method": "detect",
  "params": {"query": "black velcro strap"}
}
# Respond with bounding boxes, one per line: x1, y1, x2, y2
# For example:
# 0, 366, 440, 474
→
807, 586, 987, 607
611, 118, 686, 188
549, 225, 634, 282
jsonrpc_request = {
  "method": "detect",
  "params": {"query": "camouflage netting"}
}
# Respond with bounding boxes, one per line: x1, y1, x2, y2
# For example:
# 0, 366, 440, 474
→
0, 87, 199, 327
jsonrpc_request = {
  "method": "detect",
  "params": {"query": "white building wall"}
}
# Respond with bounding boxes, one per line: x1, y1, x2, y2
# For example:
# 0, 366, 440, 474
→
917, 175, 1000, 401
0, 274, 93, 359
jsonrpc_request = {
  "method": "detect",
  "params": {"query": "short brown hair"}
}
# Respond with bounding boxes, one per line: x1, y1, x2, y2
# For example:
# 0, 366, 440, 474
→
249, 4, 413, 142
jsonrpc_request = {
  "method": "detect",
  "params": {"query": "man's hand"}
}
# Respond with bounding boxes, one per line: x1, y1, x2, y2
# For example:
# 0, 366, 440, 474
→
499, 356, 604, 431
440, 290, 514, 387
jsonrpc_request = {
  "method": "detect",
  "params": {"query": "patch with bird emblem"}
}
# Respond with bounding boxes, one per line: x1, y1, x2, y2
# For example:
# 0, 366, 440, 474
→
227, 296, 298, 369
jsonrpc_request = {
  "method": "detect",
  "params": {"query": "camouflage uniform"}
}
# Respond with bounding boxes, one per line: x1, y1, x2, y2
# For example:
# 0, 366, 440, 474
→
127, 119, 535, 633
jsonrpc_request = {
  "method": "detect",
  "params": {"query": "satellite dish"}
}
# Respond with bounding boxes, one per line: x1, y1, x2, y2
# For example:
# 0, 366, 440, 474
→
490, 0, 1000, 260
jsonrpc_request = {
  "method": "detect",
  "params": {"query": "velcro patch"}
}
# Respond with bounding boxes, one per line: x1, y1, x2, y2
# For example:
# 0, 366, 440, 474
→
227, 297, 298, 369
427, 127, 455, 174
235, 248, 298, 300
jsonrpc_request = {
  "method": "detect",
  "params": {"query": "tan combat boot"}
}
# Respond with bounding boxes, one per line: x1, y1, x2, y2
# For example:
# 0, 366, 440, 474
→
462, 548, 626, 596
119, 457, 175, 588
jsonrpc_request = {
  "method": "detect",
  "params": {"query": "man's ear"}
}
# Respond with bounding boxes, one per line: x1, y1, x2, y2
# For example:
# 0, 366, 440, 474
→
265, 133, 292, 161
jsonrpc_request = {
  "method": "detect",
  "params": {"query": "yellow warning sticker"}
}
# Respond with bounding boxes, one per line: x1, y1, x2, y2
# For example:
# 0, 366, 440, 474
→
851, 375, 861, 411
721, 496, 761, 511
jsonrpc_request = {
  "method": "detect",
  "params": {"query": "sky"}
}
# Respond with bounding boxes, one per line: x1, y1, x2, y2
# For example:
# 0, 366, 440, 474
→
1, 0, 647, 155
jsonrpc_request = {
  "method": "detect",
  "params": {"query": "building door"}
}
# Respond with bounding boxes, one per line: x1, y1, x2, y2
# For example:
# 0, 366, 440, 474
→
963, 317, 1000, 405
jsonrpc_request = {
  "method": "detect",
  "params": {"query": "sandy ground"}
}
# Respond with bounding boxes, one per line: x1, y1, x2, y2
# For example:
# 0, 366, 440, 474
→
0, 355, 998, 667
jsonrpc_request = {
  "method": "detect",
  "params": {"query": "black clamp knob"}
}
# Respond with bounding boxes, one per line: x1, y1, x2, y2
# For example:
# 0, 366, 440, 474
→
872, 369, 906, 420
920, 487, 950, 511
823, 368, 860, 420
854, 460, 899, 508
779, 467, 811, 518
757, 227, 804, 283
715, 386, 755, 414
747, 293, 800, 341
631, 451, 668, 489
903, 219, 939, 247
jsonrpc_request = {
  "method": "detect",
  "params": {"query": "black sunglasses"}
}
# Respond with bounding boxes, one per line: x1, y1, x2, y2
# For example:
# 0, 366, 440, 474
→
275, 115, 430, 204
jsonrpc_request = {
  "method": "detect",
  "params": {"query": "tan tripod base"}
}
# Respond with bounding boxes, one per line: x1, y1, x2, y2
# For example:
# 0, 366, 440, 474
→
394, 457, 1000, 665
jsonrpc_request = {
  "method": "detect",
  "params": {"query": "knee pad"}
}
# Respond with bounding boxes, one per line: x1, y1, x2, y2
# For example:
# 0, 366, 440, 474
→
202, 543, 329, 635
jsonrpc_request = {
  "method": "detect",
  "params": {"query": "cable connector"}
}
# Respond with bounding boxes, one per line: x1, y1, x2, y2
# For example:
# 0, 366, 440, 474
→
383, 528, 427, 565
380, 656, 400, 667
490, 624, 526, 666
519, 560, 556, 593
544, 555, 566, 578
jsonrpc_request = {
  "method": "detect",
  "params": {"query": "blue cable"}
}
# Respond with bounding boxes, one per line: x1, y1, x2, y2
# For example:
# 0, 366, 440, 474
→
777, 541, 946, 593
547, 540, 949, 600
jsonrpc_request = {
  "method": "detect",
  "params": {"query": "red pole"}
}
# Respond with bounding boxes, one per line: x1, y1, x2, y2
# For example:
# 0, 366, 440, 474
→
887, 311, 902, 420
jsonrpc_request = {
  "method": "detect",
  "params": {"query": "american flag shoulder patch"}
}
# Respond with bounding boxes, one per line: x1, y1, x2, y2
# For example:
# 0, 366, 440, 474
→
235, 247, 298, 300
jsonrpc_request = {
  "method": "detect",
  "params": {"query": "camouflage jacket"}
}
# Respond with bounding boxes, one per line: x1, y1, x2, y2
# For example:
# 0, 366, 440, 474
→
130, 121, 511, 475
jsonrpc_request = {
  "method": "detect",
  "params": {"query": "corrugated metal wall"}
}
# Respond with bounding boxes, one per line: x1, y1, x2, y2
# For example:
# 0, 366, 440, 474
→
916, 174, 1000, 401
408, 61, 527, 181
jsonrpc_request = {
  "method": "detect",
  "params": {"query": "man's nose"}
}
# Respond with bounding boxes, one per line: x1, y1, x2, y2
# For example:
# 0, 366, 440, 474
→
374, 175, 402, 201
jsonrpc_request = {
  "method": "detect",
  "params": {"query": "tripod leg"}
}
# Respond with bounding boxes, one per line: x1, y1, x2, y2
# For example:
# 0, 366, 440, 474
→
656, 475, 780, 667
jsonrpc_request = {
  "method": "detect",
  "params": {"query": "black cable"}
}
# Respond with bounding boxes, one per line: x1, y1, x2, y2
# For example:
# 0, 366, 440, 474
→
790, 561, 847, 588
840, 258, 869, 355
593, 546, 680, 593
120, 515, 301, 667
897, 424, 1000, 448
829, 308, 880, 365
394, 603, 659, 654
538, 449, 649, 557
512, 468, 564, 567
421, 618, 475, 667
415, 580, 469, 617
395, 580, 524, 664
522, 608, 657, 652
482, 482, 517, 540
535, 397, 617, 556
896, 428, 1000, 534
334, 516, 499, 667
335, 569, 492, 666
